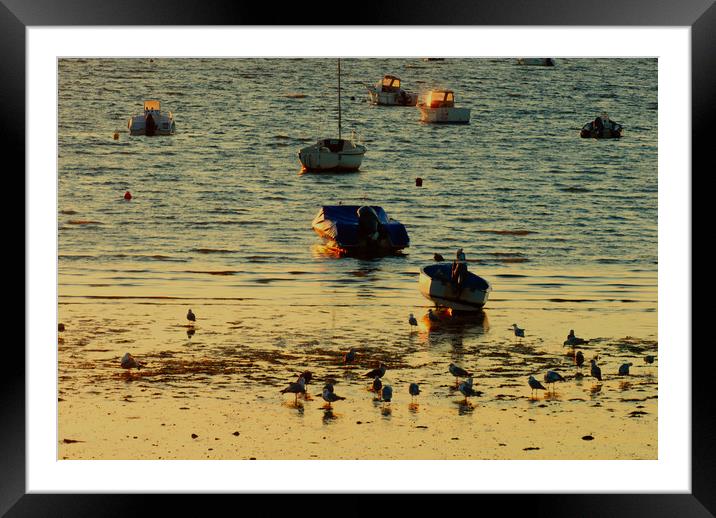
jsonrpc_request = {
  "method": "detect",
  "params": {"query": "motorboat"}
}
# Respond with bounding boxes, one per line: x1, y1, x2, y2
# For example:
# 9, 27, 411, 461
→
418, 263, 491, 311
580, 113, 623, 138
366, 75, 418, 106
516, 58, 555, 66
128, 100, 176, 136
299, 59, 366, 172
417, 90, 470, 124
311, 205, 409, 256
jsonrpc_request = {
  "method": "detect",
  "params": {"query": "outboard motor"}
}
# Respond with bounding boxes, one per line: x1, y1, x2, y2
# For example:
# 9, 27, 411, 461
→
145, 112, 157, 136
357, 206, 382, 244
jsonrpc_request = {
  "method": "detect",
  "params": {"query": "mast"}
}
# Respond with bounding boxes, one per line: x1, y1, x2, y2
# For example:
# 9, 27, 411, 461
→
338, 58, 342, 140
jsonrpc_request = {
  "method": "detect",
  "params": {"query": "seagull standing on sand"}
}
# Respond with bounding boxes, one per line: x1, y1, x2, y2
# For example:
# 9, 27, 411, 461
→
408, 313, 418, 329
564, 329, 588, 347
381, 385, 393, 404
365, 363, 387, 379
618, 362, 633, 376
281, 376, 307, 404
409, 383, 421, 401
449, 363, 472, 385
543, 370, 566, 392
644, 355, 655, 364
511, 323, 525, 338
187, 309, 196, 324
458, 377, 481, 403
590, 359, 603, 381
120, 352, 143, 371
321, 383, 346, 408
575, 350, 585, 370
372, 376, 383, 395
297, 371, 313, 389
528, 375, 546, 397
343, 348, 358, 365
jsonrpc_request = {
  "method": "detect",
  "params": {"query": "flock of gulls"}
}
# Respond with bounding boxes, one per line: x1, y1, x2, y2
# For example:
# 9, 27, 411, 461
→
115, 308, 657, 412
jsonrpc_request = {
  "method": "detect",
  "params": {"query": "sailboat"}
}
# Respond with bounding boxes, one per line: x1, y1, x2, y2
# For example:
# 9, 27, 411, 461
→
298, 59, 366, 173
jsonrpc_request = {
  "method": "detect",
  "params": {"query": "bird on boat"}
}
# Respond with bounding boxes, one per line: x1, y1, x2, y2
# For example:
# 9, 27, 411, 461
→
511, 323, 525, 338
618, 362, 633, 376
372, 376, 383, 395
544, 370, 566, 391
281, 376, 307, 404
187, 309, 196, 324
408, 313, 418, 329
590, 359, 603, 381
120, 352, 143, 371
458, 377, 481, 402
528, 375, 546, 397
381, 385, 393, 403
564, 329, 588, 347
365, 363, 387, 379
644, 355, 655, 364
433, 253, 445, 262
321, 383, 345, 408
428, 309, 440, 322
449, 363, 472, 385
409, 383, 421, 401
575, 350, 585, 369
343, 348, 358, 365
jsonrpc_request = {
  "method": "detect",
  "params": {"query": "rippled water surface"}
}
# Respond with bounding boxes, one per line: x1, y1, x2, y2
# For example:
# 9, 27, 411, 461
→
58, 58, 658, 461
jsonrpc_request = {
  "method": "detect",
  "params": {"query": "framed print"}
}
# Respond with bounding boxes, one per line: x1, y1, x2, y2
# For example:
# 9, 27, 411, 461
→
8, 0, 712, 515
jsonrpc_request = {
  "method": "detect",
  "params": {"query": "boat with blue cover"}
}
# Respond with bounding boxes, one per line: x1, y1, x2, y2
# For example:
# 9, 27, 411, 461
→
311, 205, 409, 255
418, 263, 491, 311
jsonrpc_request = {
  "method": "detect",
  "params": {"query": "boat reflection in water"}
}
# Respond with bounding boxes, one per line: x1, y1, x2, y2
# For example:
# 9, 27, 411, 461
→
420, 306, 489, 334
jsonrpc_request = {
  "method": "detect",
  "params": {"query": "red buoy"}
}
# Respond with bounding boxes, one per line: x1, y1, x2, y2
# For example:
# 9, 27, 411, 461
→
415, 177, 423, 187
124, 191, 132, 200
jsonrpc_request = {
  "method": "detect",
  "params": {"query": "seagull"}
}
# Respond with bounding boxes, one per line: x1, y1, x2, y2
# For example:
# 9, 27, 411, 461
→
343, 348, 358, 365
408, 313, 418, 329
297, 370, 313, 388
618, 362, 633, 376
434, 253, 445, 262
428, 309, 439, 322
187, 309, 196, 324
409, 383, 421, 401
120, 352, 143, 371
458, 377, 481, 402
575, 350, 585, 369
511, 323, 525, 338
449, 362, 472, 385
365, 363, 387, 379
281, 376, 307, 404
321, 383, 345, 408
590, 359, 603, 381
528, 375, 546, 397
644, 355, 655, 364
372, 376, 383, 395
381, 385, 393, 403
564, 329, 588, 347
543, 370, 566, 391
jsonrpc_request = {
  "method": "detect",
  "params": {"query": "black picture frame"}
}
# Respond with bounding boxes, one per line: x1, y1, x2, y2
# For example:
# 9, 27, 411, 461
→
7, 0, 711, 515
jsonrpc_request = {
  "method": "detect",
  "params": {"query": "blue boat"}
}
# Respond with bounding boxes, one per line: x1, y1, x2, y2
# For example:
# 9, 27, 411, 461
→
311, 205, 409, 255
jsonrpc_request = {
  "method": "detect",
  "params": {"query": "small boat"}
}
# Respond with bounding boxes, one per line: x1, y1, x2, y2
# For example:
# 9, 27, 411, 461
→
516, 58, 555, 66
417, 90, 470, 124
580, 113, 623, 138
366, 75, 418, 106
128, 100, 176, 136
299, 59, 366, 173
311, 205, 409, 256
418, 263, 491, 311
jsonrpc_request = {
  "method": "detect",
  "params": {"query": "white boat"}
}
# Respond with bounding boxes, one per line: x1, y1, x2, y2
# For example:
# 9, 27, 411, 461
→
418, 263, 491, 311
516, 58, 555, 66
128, 100, 176, 136
299, 59, 366, 173
417, 90, 470, 124
366, 75, 418, 106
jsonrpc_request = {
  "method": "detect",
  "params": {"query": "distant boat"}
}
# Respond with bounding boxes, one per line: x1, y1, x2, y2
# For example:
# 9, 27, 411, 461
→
418, 263, 491, 311
580, 113, 624, 138
128, 100, 176, 136
366, 75, 418, 106
417, 90, 470, 124
311, 205, 409, 256
298, 59, 366, 173
516, 58, 555, 66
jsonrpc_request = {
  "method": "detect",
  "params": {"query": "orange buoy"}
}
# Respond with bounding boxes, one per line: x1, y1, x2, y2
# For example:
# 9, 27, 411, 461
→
113, 131, 119, 140
124, 191, 132, 201
415, 177, 423, 187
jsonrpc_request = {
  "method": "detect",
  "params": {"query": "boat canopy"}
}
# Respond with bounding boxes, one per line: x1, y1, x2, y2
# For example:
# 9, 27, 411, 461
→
313, 205, 410, 249
381, 75, 401, 91
425, 90, 455, 108
144, 100, 161, 111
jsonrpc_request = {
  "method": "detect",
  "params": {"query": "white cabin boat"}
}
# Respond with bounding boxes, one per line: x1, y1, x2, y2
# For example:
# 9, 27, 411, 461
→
128, 100, 176, 136
417, 90, 470, 124
516, 58, 555, 66
418, 263, 491, 311
366, 75, 418, 106
299, 59, 366, 173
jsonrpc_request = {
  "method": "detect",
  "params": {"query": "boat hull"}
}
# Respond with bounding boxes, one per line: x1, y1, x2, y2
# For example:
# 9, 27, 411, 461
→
418, 106, 471, 124
580, 121, 623, 138
418, 264, 491, 311
367, 88, 418, 106
517, 58, 555, 66
299, 142, 366, 172
128, 113, 176, 136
